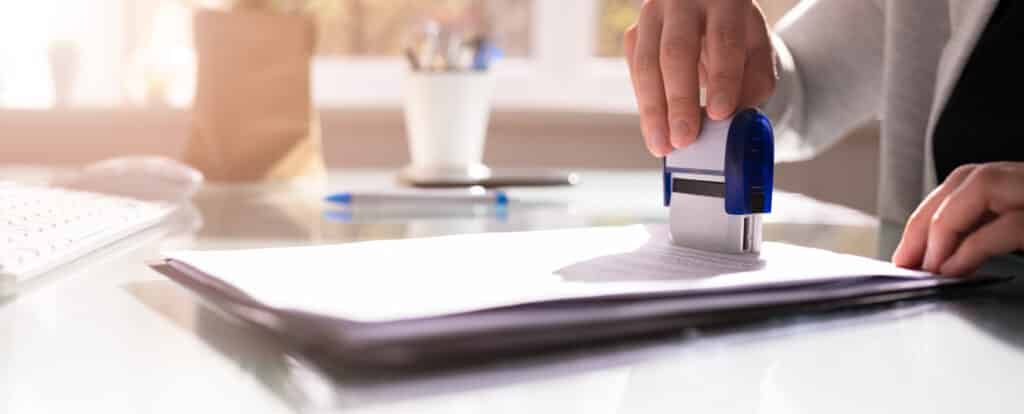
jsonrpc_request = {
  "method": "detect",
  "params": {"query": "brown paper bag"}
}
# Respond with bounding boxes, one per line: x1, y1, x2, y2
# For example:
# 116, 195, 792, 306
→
185, 9, 326, 182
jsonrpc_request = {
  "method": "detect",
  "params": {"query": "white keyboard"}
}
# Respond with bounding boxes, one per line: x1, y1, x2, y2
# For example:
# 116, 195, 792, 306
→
1, 182, 175, 284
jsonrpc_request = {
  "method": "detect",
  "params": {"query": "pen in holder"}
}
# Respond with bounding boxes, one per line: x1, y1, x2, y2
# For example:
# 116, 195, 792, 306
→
402, 71, 496, 183
399, 21, 502, 185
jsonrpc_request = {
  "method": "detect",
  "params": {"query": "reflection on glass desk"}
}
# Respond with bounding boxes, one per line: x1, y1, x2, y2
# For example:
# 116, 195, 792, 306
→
0, 168, 1022, 414
183, 170, 878, 256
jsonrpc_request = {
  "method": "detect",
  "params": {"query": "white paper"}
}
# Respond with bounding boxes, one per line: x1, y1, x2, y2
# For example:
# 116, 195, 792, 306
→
163, 225, 932, 323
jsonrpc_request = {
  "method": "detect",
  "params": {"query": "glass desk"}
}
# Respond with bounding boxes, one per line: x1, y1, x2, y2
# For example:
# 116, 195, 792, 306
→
1, 168, 1022, 413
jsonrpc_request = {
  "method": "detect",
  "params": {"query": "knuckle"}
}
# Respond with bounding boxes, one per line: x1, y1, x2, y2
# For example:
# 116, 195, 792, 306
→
634, 52, 660, 74
666, 95, 700, 112
711, 28, 745, 53
710, 69, 743, 86
929, 211, 949, 233
974, 164, 1007, 187
950, 162, 974, 176
905, 209, 929, 230
950, 163, 978, 181
990, 161, 1016, 170
639, 103, 666, 118
662, 36, 699, 60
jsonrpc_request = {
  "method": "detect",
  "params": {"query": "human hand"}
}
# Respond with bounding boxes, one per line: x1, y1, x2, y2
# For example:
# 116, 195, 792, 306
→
624, 0, 777, 156
892, 162, 1024, 276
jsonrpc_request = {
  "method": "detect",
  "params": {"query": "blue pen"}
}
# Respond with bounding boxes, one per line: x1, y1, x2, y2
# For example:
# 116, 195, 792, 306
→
325, 189, 509, 206
472, 40, 503, 71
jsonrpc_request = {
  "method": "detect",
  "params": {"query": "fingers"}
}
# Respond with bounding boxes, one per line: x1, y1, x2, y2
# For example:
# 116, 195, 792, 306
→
704, 0, 749, 120
627, 22, 670, 156
625, 24, 659, 154
626, 0, 776, 154
738, 6, 776, 107
893, 162, 1024, 275
892, 164, 977, 269
738, 41, 776, 107
939, 211, 1024, 276
632, 2, 673, 157
923, 163, 1024, 272
660, 1, 703, 148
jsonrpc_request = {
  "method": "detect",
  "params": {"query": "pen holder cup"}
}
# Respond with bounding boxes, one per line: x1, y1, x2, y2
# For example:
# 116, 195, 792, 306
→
402, 71, 496, 182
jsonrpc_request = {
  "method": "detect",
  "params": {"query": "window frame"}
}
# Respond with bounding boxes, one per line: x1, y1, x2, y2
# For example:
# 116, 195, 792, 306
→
310, 0, 637, 113
1, 0, 638, 112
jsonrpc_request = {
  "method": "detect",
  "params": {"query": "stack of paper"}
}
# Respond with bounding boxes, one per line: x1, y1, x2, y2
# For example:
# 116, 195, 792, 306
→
153, 225, 997, 367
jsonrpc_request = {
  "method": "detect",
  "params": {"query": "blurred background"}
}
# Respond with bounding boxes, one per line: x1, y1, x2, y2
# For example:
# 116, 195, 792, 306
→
0, 0, 880, 212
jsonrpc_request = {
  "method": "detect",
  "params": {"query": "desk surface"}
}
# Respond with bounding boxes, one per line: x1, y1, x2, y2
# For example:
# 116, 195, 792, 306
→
1, 168, 1022, 414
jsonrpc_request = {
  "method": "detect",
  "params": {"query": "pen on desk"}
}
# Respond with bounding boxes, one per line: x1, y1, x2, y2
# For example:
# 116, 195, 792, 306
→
325, 189, 510, 206
323, 202, 512, 223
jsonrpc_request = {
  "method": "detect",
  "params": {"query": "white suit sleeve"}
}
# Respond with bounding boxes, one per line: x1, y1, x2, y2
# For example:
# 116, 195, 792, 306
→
762, 0, 886, 162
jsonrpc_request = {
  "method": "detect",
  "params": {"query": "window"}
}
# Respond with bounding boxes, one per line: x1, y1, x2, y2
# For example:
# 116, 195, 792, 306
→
315, 0, 531, 57
0, 0, 125, 108
595, 0, 800, 57
596, 0, 639, 57
0, 0, 798, 111
313, 0, 638, 111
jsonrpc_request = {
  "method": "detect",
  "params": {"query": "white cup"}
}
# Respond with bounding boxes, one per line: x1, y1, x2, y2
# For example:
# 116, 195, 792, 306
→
402, 71, 496, 183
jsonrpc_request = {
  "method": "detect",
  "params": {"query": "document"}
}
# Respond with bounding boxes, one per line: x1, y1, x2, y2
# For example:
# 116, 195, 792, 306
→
156, 224, 1000, 366
162, 225, 932, 324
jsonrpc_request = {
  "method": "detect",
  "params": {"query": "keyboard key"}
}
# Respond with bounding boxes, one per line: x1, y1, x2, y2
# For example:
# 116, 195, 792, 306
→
0, 184, 175, 283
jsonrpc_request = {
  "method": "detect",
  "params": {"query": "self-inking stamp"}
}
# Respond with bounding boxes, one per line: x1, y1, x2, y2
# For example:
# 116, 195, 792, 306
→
663, 108, 774, 255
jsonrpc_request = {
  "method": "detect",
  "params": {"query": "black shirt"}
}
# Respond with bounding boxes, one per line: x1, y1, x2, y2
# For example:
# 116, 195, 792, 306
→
932, 1, 1024, 183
